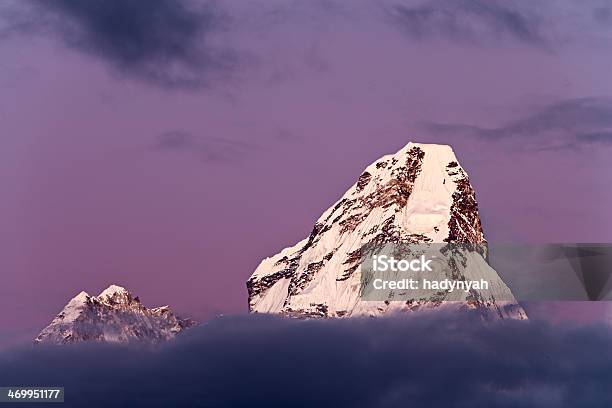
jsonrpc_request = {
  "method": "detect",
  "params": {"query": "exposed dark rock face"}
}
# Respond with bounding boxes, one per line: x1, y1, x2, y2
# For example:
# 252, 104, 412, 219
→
444, 162, 485, 245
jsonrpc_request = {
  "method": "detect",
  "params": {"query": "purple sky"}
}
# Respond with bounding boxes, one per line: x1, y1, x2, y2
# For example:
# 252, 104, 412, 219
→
1, 0, 612, 347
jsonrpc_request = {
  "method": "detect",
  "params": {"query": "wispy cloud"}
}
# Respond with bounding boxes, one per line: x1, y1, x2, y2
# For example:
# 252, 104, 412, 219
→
153, 130, 257, 163
423, 97, 612, 149
577, 131, 612, 144
382, 0, 612, 50
385, 0, 548, 48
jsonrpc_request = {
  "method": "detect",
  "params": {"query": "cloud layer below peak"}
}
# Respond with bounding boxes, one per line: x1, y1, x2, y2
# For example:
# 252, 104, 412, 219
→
2, 313, 612, 407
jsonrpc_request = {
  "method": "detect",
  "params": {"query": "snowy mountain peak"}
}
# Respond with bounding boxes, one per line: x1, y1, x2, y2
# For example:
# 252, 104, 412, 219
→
99, 284, 128, 297
247, 142, 526, 319
98, 284, 135, 305
35, 285, 196, 345
59, 291, 92, 324
71, 291, 90, 302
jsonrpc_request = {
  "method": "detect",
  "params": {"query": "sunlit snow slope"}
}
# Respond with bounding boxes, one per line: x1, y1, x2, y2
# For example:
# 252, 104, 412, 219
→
247, 142, 526, 319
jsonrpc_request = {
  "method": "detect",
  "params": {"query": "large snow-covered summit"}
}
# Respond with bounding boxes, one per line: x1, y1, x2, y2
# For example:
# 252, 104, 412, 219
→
35, 285, 196, 345
247, 142, 526, 319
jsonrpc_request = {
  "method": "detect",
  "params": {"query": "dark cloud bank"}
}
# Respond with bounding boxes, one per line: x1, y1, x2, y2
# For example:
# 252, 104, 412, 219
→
27, 0, 237, 88
2, 313, 612, 407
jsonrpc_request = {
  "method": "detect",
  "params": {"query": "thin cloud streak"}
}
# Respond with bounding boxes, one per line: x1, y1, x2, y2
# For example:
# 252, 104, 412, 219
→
386, 0, 547, 48
422, 97, 612, 150
153, 130, 258, 163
